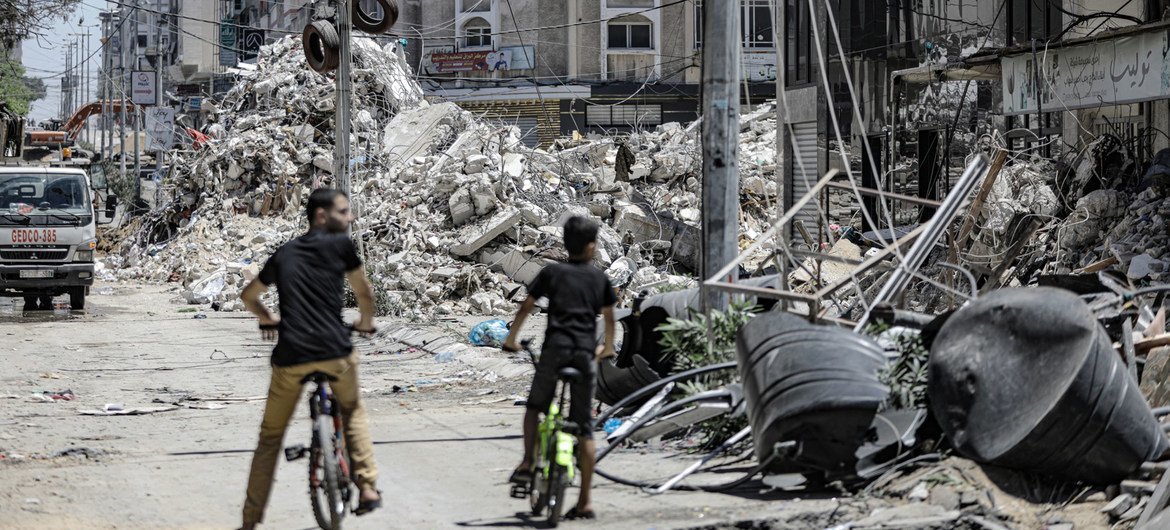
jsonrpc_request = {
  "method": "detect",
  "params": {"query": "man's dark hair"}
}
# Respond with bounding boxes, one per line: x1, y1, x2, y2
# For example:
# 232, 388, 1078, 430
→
306, 188, 346, 224
563, 215, 599, 256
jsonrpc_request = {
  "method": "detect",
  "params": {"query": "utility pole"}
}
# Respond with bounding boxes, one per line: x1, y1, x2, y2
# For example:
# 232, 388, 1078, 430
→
154, 1, 164, 188
335, 0, 355, 240
132, 2, 141, 206
100, 12, 110, 160
119, 6, 128, 195
700, 0, 740, 312
774, 0, 789, 300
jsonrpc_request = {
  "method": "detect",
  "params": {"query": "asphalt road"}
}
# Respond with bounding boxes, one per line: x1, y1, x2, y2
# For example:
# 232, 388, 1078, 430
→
0, 282, 844, 530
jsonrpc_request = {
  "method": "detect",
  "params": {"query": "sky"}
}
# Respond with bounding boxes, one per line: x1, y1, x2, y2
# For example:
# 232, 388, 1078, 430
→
21, 1, 105, 124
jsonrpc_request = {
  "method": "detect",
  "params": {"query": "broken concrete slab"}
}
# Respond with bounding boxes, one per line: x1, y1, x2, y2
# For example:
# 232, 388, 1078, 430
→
450, 209, 522, 257
476, 245, 551, 286
381, 102, 463, 164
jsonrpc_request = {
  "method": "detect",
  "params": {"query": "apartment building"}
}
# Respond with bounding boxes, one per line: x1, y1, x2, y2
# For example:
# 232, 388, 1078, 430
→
393, 0, 779, 146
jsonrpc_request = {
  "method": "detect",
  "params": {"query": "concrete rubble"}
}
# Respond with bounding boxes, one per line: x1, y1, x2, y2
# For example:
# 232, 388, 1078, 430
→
110, 35, 783, 318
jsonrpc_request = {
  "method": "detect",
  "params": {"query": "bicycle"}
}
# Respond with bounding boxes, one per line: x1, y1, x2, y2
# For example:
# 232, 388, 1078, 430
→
508, 339, 582, 527
281, 325, 375, 530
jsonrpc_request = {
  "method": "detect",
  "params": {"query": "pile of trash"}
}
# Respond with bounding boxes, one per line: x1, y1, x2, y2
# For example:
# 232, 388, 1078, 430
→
111, 35, 784, 318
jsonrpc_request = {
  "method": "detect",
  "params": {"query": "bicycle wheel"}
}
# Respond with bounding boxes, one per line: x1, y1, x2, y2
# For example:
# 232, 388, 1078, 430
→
309, 414, 346, 530
545, 464, 568, 527
529, 464, 547, 516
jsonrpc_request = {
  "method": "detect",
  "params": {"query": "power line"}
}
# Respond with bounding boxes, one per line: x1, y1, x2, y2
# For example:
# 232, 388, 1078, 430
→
96, 0, 690, 40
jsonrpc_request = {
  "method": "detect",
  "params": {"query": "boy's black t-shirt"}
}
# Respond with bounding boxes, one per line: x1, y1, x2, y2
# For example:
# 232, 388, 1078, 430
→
528, 260, 618, 352
257, 231, 362, 366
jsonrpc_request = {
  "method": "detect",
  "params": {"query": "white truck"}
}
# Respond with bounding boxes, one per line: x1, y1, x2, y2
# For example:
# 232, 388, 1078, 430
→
0, 166, 116, 310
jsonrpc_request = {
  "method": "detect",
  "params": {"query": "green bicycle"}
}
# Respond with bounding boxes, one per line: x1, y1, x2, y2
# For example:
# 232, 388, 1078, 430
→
509, 340, 581, 527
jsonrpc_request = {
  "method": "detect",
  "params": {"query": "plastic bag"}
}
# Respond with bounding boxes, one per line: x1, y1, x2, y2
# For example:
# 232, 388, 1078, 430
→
468, 319, 510, 347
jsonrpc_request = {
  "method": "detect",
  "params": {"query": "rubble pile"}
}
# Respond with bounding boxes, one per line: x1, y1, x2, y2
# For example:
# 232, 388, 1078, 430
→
112, 36, 785, 318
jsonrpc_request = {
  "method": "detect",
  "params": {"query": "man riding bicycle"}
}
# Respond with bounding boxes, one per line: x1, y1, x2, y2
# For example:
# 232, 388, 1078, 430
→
238, 188, 382, 529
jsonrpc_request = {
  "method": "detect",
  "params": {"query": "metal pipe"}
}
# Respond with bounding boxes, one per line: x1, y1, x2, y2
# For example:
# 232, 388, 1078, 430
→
854, 155, 990, 331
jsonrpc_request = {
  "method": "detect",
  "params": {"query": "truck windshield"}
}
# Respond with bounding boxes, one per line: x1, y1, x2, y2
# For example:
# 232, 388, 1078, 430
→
0, 173, 91, 226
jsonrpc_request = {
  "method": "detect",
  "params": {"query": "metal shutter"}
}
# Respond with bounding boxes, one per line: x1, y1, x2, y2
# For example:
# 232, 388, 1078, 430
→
789, 121, 820, 239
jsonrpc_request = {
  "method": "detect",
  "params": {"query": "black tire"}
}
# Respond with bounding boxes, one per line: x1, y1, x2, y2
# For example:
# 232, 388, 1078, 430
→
529, 466, 546, 516
69, 288, 85, 310
303, 20, 340, 73
38, 295, 52, 310
22, 296, 37, 311
546, 464, 568, 528
310, 415, 345, 530
353, 0, 399, 34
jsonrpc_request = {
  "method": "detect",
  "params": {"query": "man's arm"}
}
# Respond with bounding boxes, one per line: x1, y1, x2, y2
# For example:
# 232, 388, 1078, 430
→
502, 296, 537, 351
598, 305, 616, 360
240, 279, 279, 340
345, 268, 376, 335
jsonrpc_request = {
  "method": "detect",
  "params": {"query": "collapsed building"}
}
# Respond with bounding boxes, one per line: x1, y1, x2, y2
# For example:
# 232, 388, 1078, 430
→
108, 35, 784, 319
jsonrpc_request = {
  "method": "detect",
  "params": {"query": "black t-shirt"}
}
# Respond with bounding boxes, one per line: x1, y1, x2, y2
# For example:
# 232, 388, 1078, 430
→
528, 261, 618, 352
257, 231, 362, 366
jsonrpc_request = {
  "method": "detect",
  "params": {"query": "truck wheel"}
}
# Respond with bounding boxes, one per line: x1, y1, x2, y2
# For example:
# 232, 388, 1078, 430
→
38, 296, 52, 310
23, 296, 38, 311
69, 289, 85, 311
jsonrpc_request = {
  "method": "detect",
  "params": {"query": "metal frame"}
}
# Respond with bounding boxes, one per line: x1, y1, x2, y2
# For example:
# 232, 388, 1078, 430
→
700, 156, 990, 327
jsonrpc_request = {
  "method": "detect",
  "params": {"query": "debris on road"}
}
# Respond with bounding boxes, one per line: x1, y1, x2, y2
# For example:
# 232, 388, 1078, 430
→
78, 405, 179, 416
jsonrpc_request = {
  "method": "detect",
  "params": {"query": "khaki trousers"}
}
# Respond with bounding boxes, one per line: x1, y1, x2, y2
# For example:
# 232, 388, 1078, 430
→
242, 351, 378, 524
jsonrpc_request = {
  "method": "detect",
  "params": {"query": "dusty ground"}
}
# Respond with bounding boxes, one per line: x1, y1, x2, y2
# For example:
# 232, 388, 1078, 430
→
0, 282, 861, 530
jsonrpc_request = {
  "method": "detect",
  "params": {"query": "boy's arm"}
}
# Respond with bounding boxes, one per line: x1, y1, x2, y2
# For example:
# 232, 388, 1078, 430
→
598, 305, 616, 360
503, 296, 537, 351
345, 268, 377, 335
240, 279, 279, 340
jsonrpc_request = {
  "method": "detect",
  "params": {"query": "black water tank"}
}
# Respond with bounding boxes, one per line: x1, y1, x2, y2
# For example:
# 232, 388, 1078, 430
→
929, 287, 1170, 483
736, 311, 889, 474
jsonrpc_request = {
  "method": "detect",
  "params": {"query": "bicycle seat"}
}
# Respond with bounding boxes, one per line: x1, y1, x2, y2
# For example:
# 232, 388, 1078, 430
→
300, 371, 338, 384
557, 367, 583, 383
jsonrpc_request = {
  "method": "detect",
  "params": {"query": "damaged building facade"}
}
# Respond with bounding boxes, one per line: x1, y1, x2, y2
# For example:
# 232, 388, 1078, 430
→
392, 0, 778, 146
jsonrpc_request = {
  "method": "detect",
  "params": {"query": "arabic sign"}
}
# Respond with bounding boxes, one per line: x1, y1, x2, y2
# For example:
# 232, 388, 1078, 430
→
1002, 30, 1170, 115
426, 50, 512, 73
131, 71, 158, 106
145, 107, 176, 152
219, 17, 237, 66
743, 52, 777, 82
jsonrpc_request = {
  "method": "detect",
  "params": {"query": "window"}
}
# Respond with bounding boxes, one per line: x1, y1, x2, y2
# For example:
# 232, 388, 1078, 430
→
608, 17, 653, 49
586, 104, 662, 127
694, 1, 774, 50
1009, 0, 1062, 44
742, 0, 773, 48
462, 0, 491, 13
462, 18, 492, 49
785, 0, 811, 84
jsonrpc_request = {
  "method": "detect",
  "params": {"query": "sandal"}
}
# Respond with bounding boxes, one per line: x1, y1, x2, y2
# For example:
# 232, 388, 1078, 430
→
354, 490, 382, 516
564, 507, 596, 520
508, 468, 533, 485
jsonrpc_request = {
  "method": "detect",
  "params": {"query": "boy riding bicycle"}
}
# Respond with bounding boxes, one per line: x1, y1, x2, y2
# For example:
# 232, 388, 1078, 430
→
503, 215, 617, 521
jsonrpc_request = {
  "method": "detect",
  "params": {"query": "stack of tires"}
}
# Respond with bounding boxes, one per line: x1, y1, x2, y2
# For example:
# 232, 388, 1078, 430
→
303, 0, 400, 73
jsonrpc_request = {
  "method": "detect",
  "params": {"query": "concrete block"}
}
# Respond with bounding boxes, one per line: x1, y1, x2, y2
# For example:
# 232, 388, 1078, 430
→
613, 201, 676, 243
476, 245, 551, 285
464, 154, 489, 174
451, 208, 522, 257
502, 153, 526, 178
448, 188, 475, 226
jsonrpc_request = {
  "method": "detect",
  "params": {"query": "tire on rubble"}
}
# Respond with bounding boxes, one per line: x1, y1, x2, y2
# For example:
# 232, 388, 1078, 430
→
303, 20, 340, 73
353, 0, 399, 34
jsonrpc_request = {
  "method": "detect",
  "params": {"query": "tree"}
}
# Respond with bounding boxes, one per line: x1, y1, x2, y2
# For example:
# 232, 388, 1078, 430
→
21, 74, 45, 100
0, 0, 83, 54
0, 60, 40, 115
